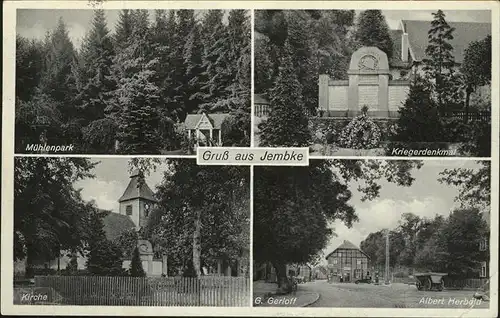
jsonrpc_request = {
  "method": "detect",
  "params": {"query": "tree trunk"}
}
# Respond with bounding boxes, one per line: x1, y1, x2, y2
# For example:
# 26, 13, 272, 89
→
192, 209, 202, 278
26, 254, 34, 279
464, 86, 472, 124
272, 261, 291, 293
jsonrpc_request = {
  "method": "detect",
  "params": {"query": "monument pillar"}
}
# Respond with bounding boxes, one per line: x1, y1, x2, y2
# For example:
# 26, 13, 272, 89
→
318, 74, 329, 114
162, 254, 168, 276
137, 239, 154, 276
347, 46, 390, 118
347, 74, 359, 117
378, 74, 390, 117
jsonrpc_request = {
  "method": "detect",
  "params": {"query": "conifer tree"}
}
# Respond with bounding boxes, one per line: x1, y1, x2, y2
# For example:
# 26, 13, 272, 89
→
200, 10, 224, 53
171, 10, 196, 120
114, 10, 134, 52
109, 10, 163, 154
85, 210, 124, 276
77, 9, 116, 141
392, 76, 442, 142
129, 246, 146, 277
423, 10, 461, 112
38, 17, 81, 144
259, 42, 311, 147
354, 10, 394, 59
255, 35, 273, 95
183, 23, 207, 114
200, 22, 233, 112
285, 11, 318, 113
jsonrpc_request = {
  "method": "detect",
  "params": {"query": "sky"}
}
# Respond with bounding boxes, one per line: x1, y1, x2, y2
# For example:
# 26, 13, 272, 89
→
16, 9, 491, 50
73, 158, 486, 267
73, 158, 173, 212
320, 160, 486, 265
16, 9, 231, 50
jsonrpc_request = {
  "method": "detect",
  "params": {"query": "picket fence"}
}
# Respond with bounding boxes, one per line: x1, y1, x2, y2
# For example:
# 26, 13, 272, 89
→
254, 104, 312, 118
34, 276, 250, 306
445, 111, 491, 122
391, 276, 489, 290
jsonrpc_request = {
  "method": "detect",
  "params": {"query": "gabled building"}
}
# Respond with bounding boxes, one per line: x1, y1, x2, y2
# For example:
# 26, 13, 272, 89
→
184, 113, 230, 146
325, 240, 370, 283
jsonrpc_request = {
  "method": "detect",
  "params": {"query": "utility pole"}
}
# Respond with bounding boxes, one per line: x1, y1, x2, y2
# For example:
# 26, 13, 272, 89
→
385, 230, 390, 285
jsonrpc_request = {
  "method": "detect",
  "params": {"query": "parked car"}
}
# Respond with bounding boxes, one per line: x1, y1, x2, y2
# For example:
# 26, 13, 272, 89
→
355, 278, 372, 284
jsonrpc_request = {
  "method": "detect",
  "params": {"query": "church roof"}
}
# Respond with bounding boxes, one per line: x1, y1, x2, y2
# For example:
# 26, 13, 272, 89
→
325, 240, 370, 259
184, 113, 230, 130
101, 211, 136, 241
401, 20, 491, 63
118, 171, 157, 203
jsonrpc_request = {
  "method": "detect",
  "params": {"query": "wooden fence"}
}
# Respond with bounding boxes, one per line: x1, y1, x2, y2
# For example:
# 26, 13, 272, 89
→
391, 276, 489, 290
445, 111, 491, 122
443, 278, 489, 290
254, 104, 311, 118
34, 276, 250, 306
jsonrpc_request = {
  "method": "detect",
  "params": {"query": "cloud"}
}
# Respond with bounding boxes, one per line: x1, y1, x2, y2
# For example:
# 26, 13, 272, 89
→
66, 21, 88, 50
75, 178, 124, 212
322, 196, 450, 263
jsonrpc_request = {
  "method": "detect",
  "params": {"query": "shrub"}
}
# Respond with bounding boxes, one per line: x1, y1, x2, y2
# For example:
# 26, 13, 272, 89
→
325, 131, 335, 144
459, 120, 491, 157
338, 106, 382, 149
129, 247, 146, 277
440, 117, 468, 142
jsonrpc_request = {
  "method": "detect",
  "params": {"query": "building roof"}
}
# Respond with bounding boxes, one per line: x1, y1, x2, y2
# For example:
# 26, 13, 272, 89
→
325, 240, 370, 259
102, 211, 136, 241
401, 20, 491, 63
184, 113, 230, 130
118, 170, 157, 203
254, 93, 269, 105
388, 29, 412, 69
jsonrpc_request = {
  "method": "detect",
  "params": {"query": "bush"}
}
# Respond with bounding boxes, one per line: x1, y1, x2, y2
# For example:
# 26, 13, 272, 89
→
129, 247, 146, 277
338, 106, 382, 149
325, 131, 335, 144
440, 117, 468, 142
459, 120, 491, 157
86, 239, 125, 276
392, 77, 443, 142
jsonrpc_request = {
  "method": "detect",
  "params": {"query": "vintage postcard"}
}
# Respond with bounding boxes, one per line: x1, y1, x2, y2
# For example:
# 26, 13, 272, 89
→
1, 1, 498, 317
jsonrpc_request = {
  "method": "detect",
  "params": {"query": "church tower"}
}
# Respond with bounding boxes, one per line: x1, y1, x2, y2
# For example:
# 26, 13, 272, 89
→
118, 169, 157, 230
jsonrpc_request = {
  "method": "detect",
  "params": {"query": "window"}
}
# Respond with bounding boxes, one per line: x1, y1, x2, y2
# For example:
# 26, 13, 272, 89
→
479, 238, 488, 251
126, 205, 132, 215
333, 259, 338, 265
355, 269, 362, 278
356, 259, 362, 266
480, 262, 487, 278
144, 203, 150, 217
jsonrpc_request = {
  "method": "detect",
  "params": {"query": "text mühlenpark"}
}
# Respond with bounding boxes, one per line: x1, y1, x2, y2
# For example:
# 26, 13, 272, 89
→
25, 144, 74, 152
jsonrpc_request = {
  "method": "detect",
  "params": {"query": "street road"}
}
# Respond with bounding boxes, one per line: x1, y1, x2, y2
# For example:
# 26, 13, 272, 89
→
300, 280, 489, 308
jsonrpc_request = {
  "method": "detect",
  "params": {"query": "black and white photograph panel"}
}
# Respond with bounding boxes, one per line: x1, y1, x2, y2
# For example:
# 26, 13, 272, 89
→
253, 159, 491, 308
254, 10, 492, 157
13, 157, 250, 306
15, 9, 250, 155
